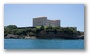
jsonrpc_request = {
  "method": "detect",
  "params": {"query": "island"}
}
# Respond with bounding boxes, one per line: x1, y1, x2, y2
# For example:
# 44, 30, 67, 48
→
4, 25, 84, 39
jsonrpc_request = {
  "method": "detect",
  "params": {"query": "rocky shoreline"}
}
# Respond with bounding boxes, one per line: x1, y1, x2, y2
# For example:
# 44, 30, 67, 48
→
4, 34, 84, 39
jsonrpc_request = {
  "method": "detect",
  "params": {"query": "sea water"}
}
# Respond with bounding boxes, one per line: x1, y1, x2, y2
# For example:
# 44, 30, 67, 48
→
4, 39, 84, 49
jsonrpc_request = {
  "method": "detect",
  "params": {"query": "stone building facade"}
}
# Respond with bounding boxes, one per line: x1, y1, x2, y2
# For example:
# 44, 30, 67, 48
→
33, 16, 60, 27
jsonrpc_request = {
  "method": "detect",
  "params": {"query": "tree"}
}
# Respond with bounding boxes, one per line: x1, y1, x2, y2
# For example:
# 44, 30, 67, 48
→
76, 31, 81, 36
36, 28, 40, 34
6, 25, 17, 30
55, 26, 60, 29
46, 26, 52, 31
15, 29, 26, 35
40, 25, 44, 31
62, 27, 77, 36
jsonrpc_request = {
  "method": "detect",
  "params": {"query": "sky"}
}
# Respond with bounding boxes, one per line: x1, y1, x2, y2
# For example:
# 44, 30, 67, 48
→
4, 4, 84, 31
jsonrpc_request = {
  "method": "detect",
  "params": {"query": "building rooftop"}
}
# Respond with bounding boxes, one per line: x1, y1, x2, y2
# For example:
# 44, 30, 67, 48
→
49, 20, 60, 21
33, 16, 47, 18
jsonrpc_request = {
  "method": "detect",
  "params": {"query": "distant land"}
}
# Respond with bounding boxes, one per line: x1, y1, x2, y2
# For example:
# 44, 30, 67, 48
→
4, 25, 84, 39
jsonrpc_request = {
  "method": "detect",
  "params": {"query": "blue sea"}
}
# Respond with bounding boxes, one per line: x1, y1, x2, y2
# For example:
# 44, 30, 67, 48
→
4, 39, 84, 49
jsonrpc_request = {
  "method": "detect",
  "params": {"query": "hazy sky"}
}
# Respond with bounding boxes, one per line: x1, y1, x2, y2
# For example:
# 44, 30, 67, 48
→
4, 4, 84, 31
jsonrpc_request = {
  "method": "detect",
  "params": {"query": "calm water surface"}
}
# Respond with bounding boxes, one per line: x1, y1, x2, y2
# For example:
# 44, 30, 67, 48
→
4, 39, 84, 49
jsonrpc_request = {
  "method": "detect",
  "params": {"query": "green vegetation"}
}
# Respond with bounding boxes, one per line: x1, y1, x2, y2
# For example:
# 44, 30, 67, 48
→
36, 26, 48, 29
4, 25, 84, 39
